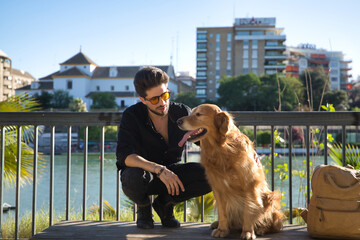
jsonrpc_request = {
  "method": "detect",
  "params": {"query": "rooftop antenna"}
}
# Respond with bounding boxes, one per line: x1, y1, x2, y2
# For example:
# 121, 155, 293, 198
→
80, 45, 82, 52
176, 32, 179, 72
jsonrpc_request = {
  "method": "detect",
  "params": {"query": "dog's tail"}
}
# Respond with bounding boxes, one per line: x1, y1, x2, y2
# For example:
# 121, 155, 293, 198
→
262, 190, 284, 232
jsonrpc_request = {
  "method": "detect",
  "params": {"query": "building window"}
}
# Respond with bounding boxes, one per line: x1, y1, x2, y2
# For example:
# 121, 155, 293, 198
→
83, 66, 86, 69
252, 69, 258, 75
216, 42, 220, 51
96, 86, 100, 91
265, 31, 275, 36
243, 68, 249, 74
209, 33, 213, 38
252, 49, 258, 59
243, 40, 249, 49
125, 85, 129, 90
331, 77, 338, 82
216, 33, 221, 41
196, 89, 206, 95
67, 80, 72, 90
121, 100, 125, 108
197, 43, 207, 50
252, 31, 264, 35
237, 31, 250, 36
243, 59, 249, 68
227, 61, 231, 70
252, 40, 258, 49
227, 33, 232, 41
252, 59, 258, 68
243, 49, 249, 58
216, 61, 220, 70
197, 71, 207, 77
111, 85, 115, 91
197, 52, 206, 59
197, 33, 207, 40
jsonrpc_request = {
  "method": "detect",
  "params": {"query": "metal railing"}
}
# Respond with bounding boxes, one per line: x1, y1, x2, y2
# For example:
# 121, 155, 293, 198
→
0, 111, 359, 239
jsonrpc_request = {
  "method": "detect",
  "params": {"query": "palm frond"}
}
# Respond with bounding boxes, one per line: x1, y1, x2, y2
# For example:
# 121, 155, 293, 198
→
328, 142, 360, 169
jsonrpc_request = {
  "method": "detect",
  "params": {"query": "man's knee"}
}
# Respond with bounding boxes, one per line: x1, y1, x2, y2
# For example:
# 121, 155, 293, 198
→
121, 167, 153, 204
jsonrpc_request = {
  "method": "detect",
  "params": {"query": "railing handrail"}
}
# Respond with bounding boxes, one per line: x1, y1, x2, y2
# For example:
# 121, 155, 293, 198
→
0, 111, 359, 126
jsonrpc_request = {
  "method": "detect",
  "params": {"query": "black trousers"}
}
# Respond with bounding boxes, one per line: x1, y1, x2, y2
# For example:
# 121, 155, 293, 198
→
120, 162, 212, 206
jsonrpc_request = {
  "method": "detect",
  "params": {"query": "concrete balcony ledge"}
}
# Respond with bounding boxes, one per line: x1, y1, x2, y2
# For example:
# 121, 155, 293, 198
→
30, 221, 311, 240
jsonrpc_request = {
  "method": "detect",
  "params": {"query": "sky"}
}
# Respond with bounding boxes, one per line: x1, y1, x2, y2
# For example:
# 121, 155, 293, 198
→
1, 0, 359, 80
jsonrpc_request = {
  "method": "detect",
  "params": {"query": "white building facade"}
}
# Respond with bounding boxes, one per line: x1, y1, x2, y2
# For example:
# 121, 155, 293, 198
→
16, 52, 178, 110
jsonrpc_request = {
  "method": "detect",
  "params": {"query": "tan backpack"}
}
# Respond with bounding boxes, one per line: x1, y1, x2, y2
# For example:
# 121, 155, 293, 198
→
301, 164, 360, 239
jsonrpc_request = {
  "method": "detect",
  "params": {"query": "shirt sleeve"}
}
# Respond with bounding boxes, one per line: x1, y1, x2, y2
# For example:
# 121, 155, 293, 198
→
116, 109, 141, 171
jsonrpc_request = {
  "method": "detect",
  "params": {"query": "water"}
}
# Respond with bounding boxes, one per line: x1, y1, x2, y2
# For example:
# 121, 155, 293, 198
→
3, 151, 334, 219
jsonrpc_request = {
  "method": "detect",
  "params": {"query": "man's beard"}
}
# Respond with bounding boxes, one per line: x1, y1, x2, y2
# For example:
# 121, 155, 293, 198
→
147, 104, 169, 117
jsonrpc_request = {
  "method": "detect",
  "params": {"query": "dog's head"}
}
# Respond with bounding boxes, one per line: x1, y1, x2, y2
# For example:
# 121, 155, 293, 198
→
177, 104, 234, 146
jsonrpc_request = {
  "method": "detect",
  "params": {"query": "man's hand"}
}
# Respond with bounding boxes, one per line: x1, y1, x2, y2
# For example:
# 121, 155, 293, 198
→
158, 167, 185, 196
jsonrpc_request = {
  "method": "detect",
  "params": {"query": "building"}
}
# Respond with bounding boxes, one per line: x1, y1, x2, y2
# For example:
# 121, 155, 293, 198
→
16, 51, 178, 110
0, 49, 35, 101
285, 44, 352, 90
176, 71, 196, 93
196, 17, 286, 101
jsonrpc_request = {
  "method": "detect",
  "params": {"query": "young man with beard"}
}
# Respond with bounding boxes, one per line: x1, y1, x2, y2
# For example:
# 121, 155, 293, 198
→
116, 66, 211, 229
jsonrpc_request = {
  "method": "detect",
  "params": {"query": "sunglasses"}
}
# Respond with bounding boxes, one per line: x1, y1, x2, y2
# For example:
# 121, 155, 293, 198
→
144, 91, 171, 105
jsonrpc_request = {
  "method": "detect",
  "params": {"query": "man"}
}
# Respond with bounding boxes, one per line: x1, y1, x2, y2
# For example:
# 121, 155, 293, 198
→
116, 66, 211, 229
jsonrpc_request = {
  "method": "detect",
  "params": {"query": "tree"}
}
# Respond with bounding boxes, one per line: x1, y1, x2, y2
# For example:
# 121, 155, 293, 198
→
90, 92, 117, 109
34, 91, 53, 110
322, 90, 349, 110
217, 73, 261, 110
300, 67, 330, 111
0, 94, 46, 187
52, 90, 73, 109
69, 98, 87, 112
174, 92, 201, 108
217, 73, 302, 111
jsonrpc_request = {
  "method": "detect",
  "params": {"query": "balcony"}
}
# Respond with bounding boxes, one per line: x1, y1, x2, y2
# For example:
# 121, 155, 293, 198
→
1, 111, 360, 239
264, 54, 287, 60
264, 64, 286, 69
235, 35, 286, 41
264, 45, 286, 50
196, 48, 207, 52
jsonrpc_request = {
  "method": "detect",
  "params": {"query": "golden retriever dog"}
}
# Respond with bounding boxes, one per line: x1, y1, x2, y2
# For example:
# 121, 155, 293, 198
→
177, 104, 283, 239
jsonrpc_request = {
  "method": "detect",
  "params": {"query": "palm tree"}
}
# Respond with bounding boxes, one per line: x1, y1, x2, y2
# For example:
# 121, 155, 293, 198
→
0, 94, 46, 187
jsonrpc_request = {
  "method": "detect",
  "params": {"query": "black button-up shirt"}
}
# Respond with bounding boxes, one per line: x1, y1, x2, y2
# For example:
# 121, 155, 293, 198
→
116, 101, 191, 171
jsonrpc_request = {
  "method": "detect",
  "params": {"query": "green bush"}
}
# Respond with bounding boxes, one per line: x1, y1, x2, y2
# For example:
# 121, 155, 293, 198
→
257, 130, 271, 146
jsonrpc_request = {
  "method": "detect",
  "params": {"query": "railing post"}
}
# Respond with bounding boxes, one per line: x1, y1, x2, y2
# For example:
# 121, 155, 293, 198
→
15, 126, 22, 239
306, 126, 310, 206
32, 125, 38, 236
271, 126, 275, 191
66, 126, 72, 220
342, 126, 346, 166
99, 126, 105, 221
288, 125, 293, 224
49, 126, 55, 226
0, 126, 5, 239
83, 126, 88, 221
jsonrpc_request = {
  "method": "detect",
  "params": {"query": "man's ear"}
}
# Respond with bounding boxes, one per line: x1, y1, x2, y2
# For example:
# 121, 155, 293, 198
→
214, 111, 230, 136
139, 96, 146, 104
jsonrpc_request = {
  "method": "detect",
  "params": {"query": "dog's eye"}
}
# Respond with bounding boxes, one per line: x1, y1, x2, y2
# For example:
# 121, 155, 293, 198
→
196, 113, 201, 117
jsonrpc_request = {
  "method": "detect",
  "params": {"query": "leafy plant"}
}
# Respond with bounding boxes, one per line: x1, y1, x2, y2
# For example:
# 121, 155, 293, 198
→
328, 143, 360, 169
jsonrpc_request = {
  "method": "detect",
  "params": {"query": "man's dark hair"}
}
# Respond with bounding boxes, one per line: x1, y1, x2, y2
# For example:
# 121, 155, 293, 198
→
134, 66, 169, 98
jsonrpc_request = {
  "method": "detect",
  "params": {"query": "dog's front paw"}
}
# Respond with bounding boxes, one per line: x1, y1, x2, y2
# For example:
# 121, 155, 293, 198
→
241, 231, 256, 240
210, 221, 219, 229
211, 228, 230, 238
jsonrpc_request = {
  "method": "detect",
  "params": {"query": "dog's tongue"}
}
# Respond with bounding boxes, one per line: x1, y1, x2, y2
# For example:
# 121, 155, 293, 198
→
178, 129, 198, 147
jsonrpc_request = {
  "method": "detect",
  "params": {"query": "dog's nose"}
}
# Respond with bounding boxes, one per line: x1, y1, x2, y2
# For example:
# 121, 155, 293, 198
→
177, 119, 183, 126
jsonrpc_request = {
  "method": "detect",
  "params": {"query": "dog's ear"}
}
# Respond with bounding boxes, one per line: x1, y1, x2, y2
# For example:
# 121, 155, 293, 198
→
214, 111, 230, 136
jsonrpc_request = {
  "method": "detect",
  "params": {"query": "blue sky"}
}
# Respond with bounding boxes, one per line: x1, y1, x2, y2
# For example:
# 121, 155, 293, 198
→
1, 0, 359, 80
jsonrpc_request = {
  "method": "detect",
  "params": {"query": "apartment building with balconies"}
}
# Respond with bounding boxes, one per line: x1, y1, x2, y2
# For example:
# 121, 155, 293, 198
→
285, 44, 352, 91
196, 17, 286, 101
0, 49, 34, 101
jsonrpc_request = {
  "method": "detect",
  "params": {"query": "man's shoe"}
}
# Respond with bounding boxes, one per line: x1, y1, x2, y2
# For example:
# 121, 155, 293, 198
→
136, 204, 154, 229
153, 197, 180, 228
